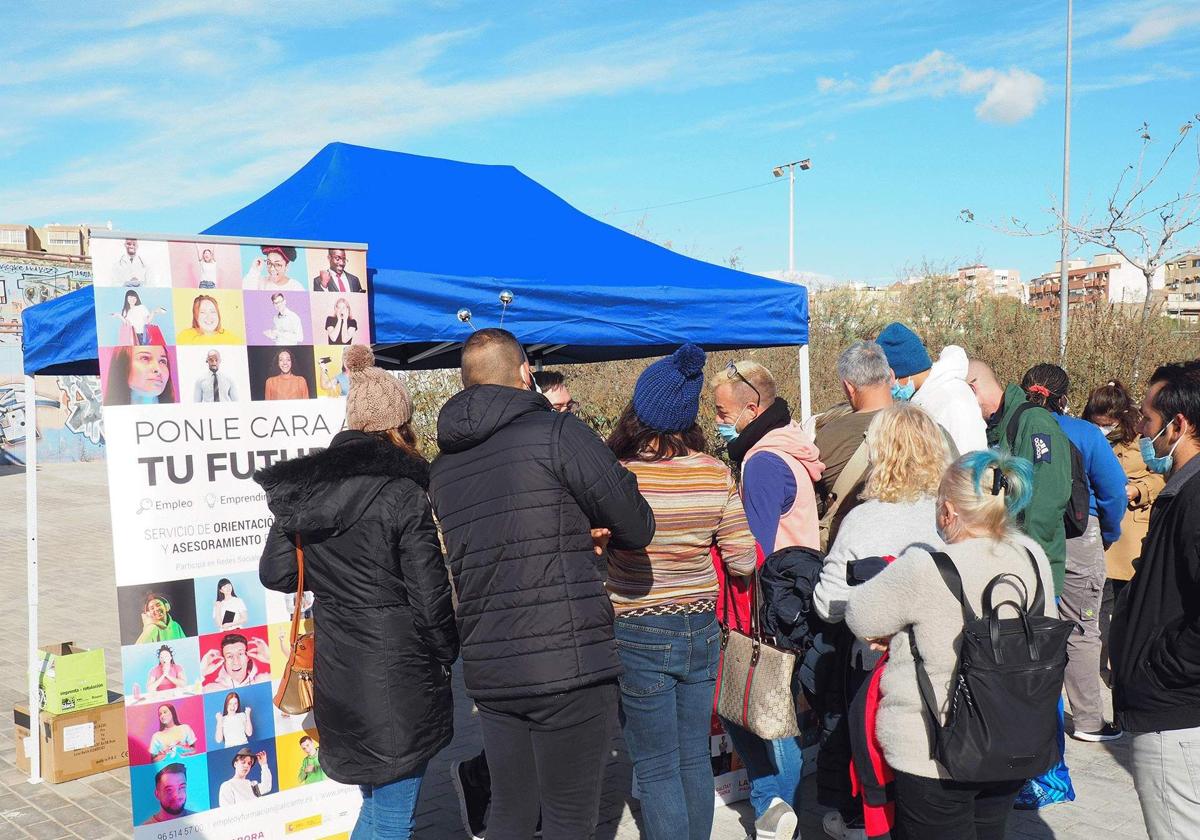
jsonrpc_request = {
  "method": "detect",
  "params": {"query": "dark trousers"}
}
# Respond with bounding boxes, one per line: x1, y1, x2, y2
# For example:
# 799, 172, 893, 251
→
476, 680, 618, 840
1099, 577, 1128, 686
892, 772, 1023, 840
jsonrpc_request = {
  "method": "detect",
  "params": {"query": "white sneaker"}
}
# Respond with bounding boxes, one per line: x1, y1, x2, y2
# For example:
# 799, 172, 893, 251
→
822, 810, 866, 840
756, 797, 799, 840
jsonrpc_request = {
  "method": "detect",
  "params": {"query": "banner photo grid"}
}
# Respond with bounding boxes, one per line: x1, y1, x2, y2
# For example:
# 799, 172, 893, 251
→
92, 233, 368, 840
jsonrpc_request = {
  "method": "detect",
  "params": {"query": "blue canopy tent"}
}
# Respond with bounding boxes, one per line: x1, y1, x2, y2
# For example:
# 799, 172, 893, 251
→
203, 142, 809, 376
24, 142, 810, 404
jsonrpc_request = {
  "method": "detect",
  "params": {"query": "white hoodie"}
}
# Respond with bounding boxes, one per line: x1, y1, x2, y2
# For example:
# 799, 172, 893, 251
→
912, 345, 988, 455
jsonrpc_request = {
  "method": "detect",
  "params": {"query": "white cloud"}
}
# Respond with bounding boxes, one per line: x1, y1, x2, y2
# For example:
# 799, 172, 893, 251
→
966, 69, 1047, 124
817, 75, 858, 94
869, 49, 960, 94
122, 0, 399, 28
1119, 5, 1200, 48
822, 50, 1048, 125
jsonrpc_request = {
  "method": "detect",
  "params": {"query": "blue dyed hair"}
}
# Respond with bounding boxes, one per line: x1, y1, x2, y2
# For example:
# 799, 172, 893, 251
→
959, 449, 1034, 519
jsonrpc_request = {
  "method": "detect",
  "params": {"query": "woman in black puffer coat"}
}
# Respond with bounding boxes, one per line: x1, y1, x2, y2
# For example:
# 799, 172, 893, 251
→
257, 345, 457, 840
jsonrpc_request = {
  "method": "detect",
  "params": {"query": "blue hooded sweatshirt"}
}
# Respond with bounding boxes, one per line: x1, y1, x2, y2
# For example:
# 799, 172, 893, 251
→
1054, 413, 1127, 545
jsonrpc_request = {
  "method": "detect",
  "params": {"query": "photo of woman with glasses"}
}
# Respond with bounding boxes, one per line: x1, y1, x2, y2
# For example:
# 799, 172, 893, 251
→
244, 246, 304, 291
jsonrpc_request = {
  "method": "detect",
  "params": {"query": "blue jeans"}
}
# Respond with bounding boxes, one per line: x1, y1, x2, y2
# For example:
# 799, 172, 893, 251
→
616, 610, 721, 840
723, 718, 804, 818
351, 763, 426, 840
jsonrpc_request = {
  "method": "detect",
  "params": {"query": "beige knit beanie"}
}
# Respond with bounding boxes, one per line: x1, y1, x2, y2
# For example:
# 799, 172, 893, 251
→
343, 345, 413, 432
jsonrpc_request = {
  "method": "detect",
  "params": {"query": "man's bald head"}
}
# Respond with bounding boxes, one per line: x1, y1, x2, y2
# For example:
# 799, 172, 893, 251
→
461, 328, 529, 389
967, 359, 1004, 420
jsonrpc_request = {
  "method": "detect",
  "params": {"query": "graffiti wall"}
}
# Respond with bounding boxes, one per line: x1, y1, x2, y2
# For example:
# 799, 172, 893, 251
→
0, 255, 104, 465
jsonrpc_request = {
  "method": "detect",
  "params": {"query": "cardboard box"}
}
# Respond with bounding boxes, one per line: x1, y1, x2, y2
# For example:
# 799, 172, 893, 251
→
13, 691, 128, 784
37, 642, 108, 714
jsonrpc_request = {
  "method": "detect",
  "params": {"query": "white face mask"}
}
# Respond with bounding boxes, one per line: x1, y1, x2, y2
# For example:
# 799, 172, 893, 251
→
526, 369, 542, 394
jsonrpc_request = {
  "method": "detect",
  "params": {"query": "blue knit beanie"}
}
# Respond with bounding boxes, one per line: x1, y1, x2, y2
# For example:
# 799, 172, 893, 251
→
876, 322, 932, 379
632, 343, 707, 432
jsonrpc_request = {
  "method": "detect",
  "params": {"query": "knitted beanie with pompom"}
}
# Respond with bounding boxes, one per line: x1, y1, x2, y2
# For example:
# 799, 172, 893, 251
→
343, 345, 413, 432
632, 343, 707, 432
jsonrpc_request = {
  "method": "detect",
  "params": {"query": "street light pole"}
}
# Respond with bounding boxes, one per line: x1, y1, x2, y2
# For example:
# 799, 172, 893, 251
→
773, 158, 811, 280
773, 158, 812, 420
1058, 0, 1073, 359
788, 166, 795, 275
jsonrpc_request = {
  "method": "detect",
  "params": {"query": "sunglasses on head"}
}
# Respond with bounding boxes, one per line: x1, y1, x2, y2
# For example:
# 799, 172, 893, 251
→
726, 362, 760, 405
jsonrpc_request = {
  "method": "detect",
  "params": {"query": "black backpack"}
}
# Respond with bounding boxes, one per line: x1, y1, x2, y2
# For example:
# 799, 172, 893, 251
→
909, 550, 1074, 783
1005, 402, 1091, 538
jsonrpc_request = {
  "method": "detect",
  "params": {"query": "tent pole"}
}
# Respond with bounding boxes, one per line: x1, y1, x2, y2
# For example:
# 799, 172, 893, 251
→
798, 345, 811, 423
24, 375, 41, 784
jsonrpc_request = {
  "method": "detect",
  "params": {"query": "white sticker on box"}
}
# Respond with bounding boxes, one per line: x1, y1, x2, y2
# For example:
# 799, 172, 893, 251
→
62, 722, 95, 751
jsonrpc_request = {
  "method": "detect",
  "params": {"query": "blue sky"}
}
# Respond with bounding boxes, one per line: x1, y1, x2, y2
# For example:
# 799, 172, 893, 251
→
3, 0, 1198, 285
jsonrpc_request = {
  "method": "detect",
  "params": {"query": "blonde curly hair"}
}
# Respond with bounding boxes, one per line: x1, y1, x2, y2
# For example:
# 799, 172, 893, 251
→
862, 403, 950, 503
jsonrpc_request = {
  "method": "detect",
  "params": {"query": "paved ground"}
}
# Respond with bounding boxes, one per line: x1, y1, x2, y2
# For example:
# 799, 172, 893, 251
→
0, 462, 1150, 839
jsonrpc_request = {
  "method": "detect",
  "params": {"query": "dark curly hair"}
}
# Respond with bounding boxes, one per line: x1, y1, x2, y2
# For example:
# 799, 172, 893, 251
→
606, 401, 707, 462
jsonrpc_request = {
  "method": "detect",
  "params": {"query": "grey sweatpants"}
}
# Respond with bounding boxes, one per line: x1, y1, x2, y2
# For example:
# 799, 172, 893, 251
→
1130, 725, 1200, 838
1061, 516, 1107, 733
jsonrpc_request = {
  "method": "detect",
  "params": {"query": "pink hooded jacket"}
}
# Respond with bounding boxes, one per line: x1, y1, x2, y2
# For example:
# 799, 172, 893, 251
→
742, 422, 825, 554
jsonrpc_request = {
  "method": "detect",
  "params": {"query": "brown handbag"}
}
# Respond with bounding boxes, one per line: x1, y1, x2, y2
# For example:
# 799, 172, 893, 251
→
715, 569, 800, 740
273, 537, 315, 715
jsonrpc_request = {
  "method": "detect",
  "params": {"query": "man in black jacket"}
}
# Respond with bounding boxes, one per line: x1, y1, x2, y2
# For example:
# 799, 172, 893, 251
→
1111, 359, 1200, 837
429, 329, 654, 840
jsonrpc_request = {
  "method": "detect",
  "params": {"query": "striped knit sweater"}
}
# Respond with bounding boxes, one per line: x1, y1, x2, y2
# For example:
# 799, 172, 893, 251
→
607, 452, 757, 615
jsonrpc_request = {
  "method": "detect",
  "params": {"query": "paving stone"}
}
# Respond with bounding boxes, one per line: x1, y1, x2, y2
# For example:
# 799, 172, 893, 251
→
18, 820, 75, 840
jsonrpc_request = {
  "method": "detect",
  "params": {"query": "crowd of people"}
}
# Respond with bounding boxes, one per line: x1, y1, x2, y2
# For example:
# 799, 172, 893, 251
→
255, 328, 1200, 840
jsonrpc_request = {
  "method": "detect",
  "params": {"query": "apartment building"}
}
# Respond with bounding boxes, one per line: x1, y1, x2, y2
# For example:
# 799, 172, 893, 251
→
0, 223, 90, 257
956, 264, 1026, 301
1164, 252, 1200, 322
1026, 254, 1164, 316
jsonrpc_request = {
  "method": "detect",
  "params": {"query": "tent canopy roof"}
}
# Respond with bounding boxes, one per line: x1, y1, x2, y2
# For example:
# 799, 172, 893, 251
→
22, 142, 806, 374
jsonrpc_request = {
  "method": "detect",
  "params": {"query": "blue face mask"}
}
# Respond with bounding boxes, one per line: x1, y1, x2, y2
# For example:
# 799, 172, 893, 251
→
891, 380, 916, 401
1140, 421, 1181, 475
717, 407, 749, 444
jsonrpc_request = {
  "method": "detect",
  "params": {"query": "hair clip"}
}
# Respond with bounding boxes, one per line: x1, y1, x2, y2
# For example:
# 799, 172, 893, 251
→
991, 469, 1009, 496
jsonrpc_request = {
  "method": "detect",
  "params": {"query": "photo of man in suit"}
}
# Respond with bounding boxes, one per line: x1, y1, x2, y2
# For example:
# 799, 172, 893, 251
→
312, 249, 363, 293
194, 350, 238, 403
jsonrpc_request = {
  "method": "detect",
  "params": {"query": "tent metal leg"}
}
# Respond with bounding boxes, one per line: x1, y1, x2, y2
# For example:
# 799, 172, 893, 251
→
798, 344, 811, 423
24, 375, 41, 784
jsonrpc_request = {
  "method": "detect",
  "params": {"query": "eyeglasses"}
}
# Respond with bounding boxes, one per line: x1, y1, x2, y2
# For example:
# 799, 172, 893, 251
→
551, 399, 580, 414
726, 362, 760, 405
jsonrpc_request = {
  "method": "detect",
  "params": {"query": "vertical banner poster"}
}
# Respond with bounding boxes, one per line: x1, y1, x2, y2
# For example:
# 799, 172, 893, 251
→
91, 232, 370, 839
